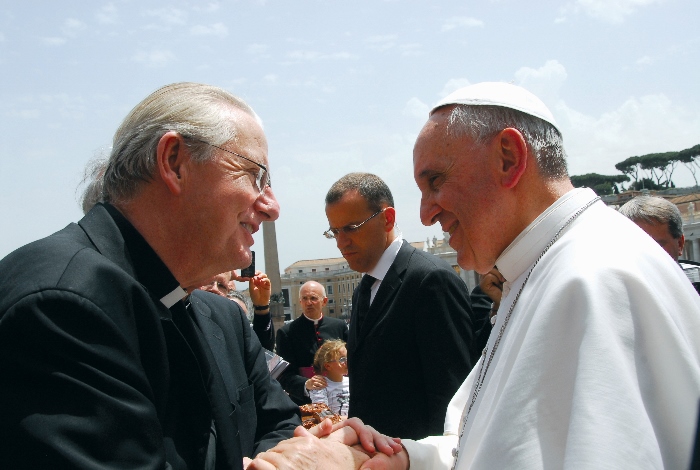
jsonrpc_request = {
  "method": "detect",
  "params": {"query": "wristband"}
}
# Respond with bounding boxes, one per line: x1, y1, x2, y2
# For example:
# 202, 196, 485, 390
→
254, 304, 270, 311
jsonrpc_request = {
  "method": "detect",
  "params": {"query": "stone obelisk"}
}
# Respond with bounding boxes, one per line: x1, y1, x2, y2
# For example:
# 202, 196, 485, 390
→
262, 220, 284, 331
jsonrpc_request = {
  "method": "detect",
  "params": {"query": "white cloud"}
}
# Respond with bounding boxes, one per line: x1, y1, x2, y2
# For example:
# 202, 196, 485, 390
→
366, 34, 397, 52
569, 0, 664, 23
4, 93, 88, 121
514, 59, 568, 105
636, 55, 653, 65
6, 109, 41, 119
403, 97, 430, 118
41, 37, 67, 46
190, 23, 228, 38
399, 43, 422, 57
247, 43, 269, 54
194, 2, 221, 13
558, 94, 700, 184
144, 8, 187, 26
441, 16, 484, 32
286, 50, 357, 62
439, 78, 471, 98
132, 49, 176, 67
61, 18, 86, 38
96, 3, 118, 25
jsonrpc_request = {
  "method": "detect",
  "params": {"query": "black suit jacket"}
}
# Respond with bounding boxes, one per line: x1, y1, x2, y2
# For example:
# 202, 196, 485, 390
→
348, 240, 474, 439
0, 204, 299, 469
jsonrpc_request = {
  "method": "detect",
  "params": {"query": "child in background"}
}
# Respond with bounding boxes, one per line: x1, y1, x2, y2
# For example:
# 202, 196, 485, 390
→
310, 339, 350, 416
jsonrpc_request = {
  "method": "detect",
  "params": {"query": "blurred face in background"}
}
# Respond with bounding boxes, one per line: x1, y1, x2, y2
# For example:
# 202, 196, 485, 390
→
299, 281, 328, 320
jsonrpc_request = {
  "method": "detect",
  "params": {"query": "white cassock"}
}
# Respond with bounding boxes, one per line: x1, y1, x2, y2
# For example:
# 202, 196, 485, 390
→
403, 188, 700, 469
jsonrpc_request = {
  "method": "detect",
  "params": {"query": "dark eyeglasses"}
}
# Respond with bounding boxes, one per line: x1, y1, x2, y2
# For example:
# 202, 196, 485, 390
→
184, 136, 271, 194
323, 209, 385, 239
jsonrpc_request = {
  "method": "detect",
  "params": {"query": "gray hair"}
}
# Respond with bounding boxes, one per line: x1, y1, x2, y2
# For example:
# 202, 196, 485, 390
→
440, 105, 568, 180
618, 195, 684, 239
325, 172, 394, 212
79, 156, 108, 214
103, 82, 261, 204
227, 290, 253, 317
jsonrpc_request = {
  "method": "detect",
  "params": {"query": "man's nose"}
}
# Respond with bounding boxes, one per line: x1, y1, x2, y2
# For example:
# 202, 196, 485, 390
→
255, 186, 280, 221
419, 194, 440, 227
334, 231, 351, 249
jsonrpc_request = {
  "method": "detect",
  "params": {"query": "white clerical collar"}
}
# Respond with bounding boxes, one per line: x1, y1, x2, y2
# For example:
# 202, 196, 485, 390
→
303, 313, 323, 325
497, 188, 599, 284
366, 233, 403, 281
160, 286, 188, 308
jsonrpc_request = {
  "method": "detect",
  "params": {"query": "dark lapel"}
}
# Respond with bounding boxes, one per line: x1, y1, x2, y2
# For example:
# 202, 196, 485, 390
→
349, 240, 414, 350
189, 294, 238, 406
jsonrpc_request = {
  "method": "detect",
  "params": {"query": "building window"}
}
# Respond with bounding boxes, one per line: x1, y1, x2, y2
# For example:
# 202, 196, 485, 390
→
312, 269, 316, 272
329, 299, 334, 304
298, 270, 303, 273
327, 285, 334, 295
325, 267, 329, 271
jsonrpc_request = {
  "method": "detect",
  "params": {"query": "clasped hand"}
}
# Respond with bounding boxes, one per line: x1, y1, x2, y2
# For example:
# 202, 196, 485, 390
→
246, 417, 409, 470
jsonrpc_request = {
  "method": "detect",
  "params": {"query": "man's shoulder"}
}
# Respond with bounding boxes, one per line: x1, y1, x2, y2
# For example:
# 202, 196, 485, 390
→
0, 213, 145, 318
322, 316, 347, 328
0, 223, 99, 309
397, 242, 461, 279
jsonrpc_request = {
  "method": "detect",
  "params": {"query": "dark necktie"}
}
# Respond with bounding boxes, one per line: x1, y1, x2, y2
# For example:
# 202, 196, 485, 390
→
356, 274, 376, 329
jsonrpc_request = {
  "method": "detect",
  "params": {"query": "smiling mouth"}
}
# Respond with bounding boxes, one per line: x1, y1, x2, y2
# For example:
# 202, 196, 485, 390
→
242, 223, 256, 234
443, 223, 457, 235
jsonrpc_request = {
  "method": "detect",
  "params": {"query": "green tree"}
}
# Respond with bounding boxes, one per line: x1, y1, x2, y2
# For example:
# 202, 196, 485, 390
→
629, 177, 664, 191
678, 144, 700, 186
570, 173, 629, 195
639, 151, 679, 188
615, 156, 642, 186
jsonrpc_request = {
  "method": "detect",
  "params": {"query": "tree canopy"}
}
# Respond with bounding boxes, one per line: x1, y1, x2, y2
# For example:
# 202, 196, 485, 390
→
576, 144, 699, 191
571, 173, 629, 195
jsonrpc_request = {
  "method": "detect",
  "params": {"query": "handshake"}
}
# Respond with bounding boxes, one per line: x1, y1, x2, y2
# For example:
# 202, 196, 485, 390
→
245, 418, 409, 470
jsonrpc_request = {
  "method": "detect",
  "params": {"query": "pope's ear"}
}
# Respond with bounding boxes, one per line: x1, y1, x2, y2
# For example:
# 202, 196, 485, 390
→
498, 128, 528, 189
157, 131, 189, 195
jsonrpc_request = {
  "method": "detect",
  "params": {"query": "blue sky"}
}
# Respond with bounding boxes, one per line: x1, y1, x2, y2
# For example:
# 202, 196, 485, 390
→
1, 0, 698, 276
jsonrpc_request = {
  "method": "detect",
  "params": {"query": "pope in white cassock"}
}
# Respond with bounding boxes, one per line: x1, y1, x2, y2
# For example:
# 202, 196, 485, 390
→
247, 83, 700, 470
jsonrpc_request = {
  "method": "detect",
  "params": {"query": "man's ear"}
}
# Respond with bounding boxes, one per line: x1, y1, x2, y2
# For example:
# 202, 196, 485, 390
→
157, 131, 190, 195
383, 206, 396, 232
498, 128, 528, 189
678, 234, 686, 258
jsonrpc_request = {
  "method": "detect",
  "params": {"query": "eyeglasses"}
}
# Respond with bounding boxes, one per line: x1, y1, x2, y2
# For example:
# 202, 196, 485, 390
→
330, 357, 347, 365
184, 136, 271, 194
323, 209, 385, 239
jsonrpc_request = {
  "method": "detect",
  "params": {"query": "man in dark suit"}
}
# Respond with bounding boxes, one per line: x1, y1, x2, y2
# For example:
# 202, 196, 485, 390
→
323, 173, 475, 439
275, 281, 349, 405
0, 82, 299, 469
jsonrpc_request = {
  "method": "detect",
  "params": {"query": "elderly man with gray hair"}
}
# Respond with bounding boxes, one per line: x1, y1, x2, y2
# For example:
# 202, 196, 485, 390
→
619, 195, 685, 261
0, 82, 303, 468
248, 82, 700, 470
